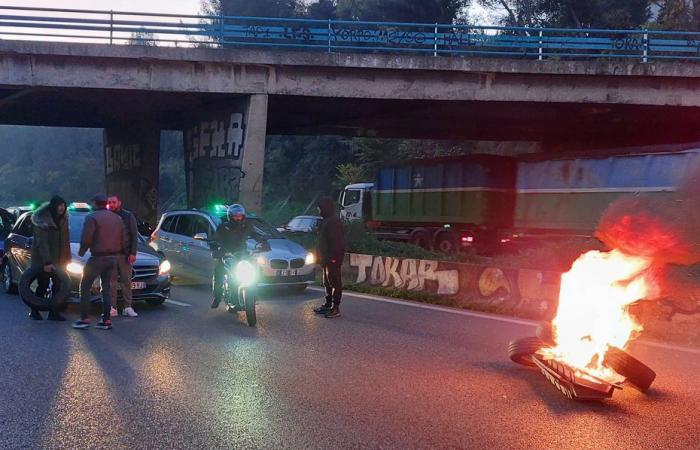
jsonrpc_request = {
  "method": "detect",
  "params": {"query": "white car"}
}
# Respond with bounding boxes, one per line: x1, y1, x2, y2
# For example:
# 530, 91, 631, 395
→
150, 208, 316, 290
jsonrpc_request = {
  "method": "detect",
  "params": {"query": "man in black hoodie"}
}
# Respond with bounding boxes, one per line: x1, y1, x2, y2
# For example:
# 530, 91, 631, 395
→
313, 196, 345, 318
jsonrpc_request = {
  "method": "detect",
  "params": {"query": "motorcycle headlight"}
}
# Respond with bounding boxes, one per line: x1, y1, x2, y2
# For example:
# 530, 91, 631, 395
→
66, 261, 84, 275
256, 256, 267, 266
235, 260, 257, 287
159, 260, 171, 275
305, 252, 316, 265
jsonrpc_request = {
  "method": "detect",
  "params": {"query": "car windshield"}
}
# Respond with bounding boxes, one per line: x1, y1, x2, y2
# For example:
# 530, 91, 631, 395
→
68, 214, 145, 244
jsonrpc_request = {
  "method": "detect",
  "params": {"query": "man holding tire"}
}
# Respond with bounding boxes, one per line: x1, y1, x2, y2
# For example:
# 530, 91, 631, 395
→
72, 194, 126, 331
27, 195, 71, 321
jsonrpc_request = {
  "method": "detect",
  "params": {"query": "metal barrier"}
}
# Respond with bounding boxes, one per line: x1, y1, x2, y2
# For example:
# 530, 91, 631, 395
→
3, 5, 700, 62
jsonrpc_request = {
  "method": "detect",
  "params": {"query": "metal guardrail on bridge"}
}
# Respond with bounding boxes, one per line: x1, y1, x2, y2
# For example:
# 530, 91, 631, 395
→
3, 5, 700, 62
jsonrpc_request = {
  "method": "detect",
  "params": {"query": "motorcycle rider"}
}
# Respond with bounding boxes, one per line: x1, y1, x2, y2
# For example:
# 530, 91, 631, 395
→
210, 204, 254, 309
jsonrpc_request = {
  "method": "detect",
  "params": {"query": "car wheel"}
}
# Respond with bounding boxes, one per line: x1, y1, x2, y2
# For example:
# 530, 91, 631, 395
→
146, 298, 166, 306
3, 263, 18, 295
19, 267, 71, 311
508, 337, 548, 367
604, 346, 656, 392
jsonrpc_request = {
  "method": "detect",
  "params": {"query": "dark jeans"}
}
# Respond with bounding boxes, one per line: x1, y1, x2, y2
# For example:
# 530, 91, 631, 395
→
323, 263, 342, 306
32, 270, 62, 315
79, 256, 117, 321
213, 259, 239, 303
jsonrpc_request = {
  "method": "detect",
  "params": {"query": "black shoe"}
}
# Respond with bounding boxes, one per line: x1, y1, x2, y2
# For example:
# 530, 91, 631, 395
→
95, 319, 112, 330
211, 298, 221, 309
313, 303, 332, 314
324, 306, 341, 319
47, 311, 66, 322
29, 310, 43, 321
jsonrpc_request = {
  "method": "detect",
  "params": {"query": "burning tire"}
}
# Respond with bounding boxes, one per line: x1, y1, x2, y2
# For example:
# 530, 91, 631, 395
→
508, 337, 547, 367
605, 346, 656, 392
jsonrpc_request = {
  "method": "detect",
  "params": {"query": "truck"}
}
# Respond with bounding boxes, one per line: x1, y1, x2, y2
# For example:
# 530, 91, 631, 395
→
340, 149, 700, 253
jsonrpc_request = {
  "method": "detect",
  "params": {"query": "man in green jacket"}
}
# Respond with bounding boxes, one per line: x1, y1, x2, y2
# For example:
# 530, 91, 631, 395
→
29, 195, 71, 321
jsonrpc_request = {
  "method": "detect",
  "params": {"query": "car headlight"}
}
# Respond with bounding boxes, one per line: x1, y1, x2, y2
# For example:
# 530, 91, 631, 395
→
159, 260, 171, 275
66, 261, 84, 275
256, 256, 267, 266
235, 260, 257, 287
305, 252, 316, 265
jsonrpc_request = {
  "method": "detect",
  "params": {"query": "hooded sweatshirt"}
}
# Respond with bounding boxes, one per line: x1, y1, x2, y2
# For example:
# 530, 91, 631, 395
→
317, 197, 345, 265
31, 196, 71, 267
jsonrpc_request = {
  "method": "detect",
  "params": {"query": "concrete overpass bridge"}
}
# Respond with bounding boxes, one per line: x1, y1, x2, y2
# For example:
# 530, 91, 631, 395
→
3, 6, 700, 223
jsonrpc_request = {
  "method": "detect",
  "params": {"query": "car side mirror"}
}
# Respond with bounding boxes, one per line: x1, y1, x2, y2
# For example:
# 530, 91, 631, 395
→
193, 232, 208, 241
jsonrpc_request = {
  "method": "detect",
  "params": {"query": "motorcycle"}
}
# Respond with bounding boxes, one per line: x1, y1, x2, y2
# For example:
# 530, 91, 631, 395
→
220, 251, 259, 327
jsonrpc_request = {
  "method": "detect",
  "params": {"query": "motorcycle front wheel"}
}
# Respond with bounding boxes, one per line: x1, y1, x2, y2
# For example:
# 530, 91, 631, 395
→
241, 288, 257, 327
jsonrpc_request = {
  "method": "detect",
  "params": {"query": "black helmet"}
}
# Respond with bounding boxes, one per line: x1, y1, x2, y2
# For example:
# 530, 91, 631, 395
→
227, 204, 246, 221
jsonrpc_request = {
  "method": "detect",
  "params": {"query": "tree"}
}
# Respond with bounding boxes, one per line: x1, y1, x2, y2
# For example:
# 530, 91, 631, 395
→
654, 0, 700, 30
307, 0, 338, 19
336, 0, 470, 24
479, 0, 650, 29
201, 0, 304, 17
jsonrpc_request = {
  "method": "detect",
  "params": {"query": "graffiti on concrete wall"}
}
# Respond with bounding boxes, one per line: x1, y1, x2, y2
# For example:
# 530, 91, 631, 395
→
350, 254, 460, 295
185, 112, 246, 207
105, 143, 141, 176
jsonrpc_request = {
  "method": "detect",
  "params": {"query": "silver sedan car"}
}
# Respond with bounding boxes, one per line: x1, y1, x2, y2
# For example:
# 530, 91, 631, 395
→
150, 208, 316, 290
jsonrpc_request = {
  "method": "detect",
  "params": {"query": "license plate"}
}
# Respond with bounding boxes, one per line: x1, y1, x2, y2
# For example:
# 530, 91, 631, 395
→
131, 281, 146, 290
276, 269, 297, 277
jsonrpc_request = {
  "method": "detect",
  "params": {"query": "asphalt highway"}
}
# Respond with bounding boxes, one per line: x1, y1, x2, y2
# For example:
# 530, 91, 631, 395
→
1, 284, 699, 449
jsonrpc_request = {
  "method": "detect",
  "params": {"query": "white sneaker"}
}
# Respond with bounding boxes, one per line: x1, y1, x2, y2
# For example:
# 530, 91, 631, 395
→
110, 307, 118, 317
122, 307, 138, 318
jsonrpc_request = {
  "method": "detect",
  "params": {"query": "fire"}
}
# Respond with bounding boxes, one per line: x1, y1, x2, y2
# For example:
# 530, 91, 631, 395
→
545, 249, 656, 381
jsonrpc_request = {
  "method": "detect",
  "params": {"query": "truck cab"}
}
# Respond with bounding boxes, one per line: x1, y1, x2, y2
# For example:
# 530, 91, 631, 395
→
339, 183, 373, 222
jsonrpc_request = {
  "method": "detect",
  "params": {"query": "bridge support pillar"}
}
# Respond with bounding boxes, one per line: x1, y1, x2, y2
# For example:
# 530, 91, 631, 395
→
184, 94, 268, 213
103, 124, 160, 226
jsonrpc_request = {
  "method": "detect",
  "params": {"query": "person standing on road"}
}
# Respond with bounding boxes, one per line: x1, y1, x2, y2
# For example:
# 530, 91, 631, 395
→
107, 195, 139, 318
72, 194, 125, 331
313, 196, 345, 319
28, 195, 71, 321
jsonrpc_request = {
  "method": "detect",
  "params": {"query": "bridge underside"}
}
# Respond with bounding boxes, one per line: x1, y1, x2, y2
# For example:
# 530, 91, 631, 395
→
1, 87, 699, 150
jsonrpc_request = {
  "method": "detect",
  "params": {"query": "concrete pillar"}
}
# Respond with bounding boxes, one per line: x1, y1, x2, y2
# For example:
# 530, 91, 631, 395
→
103, 125, 160, 226
184, 94, 268, 213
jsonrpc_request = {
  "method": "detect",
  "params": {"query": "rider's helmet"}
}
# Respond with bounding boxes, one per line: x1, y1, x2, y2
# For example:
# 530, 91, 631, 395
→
227, 204, 246, 223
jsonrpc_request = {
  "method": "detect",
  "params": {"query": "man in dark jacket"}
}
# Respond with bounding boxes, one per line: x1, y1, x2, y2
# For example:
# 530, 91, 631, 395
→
313, 196, 345, 318
28, 195, 71, 321
107, 195, 139, 318
210, 204, 254, 309
72, 194, 126, 331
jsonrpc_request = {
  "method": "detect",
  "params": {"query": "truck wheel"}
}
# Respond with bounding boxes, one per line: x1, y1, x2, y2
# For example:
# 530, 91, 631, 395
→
409, 229, 431, 250
508, 337, 547, 367
433, 231, 457, 254
604, 346, 656, 392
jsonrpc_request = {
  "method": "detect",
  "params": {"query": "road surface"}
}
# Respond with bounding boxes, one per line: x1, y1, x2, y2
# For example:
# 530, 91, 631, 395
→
0, 284, 698, 449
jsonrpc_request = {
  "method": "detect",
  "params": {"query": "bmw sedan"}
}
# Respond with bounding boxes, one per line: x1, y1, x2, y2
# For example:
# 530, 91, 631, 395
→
149, 208, 316, 290
2, 208, 172, 305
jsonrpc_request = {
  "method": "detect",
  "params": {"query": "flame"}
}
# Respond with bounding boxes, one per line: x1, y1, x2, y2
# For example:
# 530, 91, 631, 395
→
545, 249, 655, 381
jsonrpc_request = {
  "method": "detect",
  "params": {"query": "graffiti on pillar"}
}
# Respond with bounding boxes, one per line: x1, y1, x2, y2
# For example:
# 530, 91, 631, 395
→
105, 143, 141, 176
185, 112, 246, 208
349, 254, 459, 295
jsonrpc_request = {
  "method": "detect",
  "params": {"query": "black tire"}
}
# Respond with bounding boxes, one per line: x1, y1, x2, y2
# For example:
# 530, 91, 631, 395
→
19, 267, 71, 312
243, 289, 257, 327
409, 229, 431, 250
146, 298, 166, 306
508, 337, 547, 367
605, 346, 656, 392
3, 263, 18, 295
433, 230, 457, 254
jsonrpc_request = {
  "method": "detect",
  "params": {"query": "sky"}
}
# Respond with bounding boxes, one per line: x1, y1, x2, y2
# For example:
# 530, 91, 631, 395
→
3, 1, 504, 25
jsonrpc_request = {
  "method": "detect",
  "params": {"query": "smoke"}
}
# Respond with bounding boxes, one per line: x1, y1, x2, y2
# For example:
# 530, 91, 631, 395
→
596, 164, 700, 308
596, 165, 700, 266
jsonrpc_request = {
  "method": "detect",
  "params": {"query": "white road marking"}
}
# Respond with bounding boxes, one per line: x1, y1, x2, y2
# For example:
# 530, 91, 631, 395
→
313, 287, 700, 356
165, 299, 192, 307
